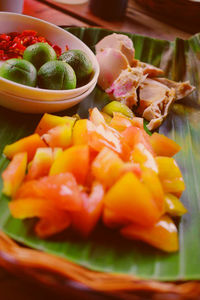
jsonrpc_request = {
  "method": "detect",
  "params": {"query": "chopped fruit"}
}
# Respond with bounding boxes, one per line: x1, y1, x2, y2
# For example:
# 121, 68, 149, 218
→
42, 124, 73, 149
131, 143, 158, 173
15, 173, 82, 212
156, 157, 185, 194
35, 211, 71, 239
50, 145, 90, 185
103, 207, 129, 229
100, 112, 112, 124
2, 152, 27, 197
164, 193, 187, 217
72, 182, 104, 236
121, 215, 179, 252
102, 101, 134, 118
72, 119, 92, 145
26, 148, 53, 180
3, 133, 46, 161
35, 113, 76, 136
109, 112, 133, 132
104, 172, 162, 227
150, 132, 181, 157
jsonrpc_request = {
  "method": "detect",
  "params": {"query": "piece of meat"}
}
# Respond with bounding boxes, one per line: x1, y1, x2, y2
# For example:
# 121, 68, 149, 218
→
132, 59, 164, 77
143, 88, 176, 130
154, 77, 195, 100
106, 67, 147, 108
95, 33, 135, 65
96, 48, 129, 90
138, 78, 171, 115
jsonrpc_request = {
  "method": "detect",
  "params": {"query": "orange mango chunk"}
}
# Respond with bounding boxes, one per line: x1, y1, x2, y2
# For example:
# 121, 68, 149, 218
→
35, 113, 76, 136
109, 112, 133, 132
72, 119, 92, 145
92, 147, 141, 189
141, 168, 165, 214
164, 193, 187, 217
150, 132, 181, 157
35, 211, 71, 239
2, 152, 27, 197
49, 145, 90, 185
131, 143, 158, 173
122, 126, 154, 155
42, 124, 73, 149
120, 215, 179, 252
15, 173, 82, 212
103, 207, 129, 229
156, 157, 185, 194
3, 133, 46, 161
26, 148, 53, 180
72, 182, 104, 236
104, 172, 162, 227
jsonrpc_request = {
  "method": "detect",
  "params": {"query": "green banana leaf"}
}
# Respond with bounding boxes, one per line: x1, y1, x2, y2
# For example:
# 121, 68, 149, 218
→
0, 27, 200, 281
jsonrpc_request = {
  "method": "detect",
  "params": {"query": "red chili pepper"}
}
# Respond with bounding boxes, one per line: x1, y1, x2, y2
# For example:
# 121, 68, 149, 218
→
0, 30, 69, 61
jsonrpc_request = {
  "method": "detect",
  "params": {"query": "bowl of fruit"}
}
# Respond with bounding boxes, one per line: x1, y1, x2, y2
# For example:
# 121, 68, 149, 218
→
0, 12, 99, 110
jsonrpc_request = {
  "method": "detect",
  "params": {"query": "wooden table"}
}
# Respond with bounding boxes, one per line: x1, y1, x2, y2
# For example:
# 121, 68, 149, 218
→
0, 0, 198, 299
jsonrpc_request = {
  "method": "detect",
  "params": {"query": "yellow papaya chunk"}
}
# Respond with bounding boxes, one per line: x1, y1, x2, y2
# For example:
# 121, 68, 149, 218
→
35, 113, 76, 136
26, 148, 53, 180
3, 133, 46, 162
165, 193, 187, 217
42, 124, 73, 149
104, 172, 162, 227
2, 152, 27, 197
121, 215, 179, 252
150, 132, 181, 157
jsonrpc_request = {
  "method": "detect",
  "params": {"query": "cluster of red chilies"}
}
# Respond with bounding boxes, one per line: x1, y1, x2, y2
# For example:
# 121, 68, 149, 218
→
0, 30, 67, 60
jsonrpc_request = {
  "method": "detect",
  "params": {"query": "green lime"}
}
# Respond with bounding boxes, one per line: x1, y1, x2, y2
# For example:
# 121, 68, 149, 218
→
102, 101, 134, 118
0, 58, 37, 87
38, 60, 76, 90
59, 49, 93, 84
23, 42, 57, 70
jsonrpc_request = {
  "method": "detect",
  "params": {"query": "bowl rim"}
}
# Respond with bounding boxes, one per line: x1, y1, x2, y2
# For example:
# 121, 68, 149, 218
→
0, 12, 99, 96
0, 80, 96, 105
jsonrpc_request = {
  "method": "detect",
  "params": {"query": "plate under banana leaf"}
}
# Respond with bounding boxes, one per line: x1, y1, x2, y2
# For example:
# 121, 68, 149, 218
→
0, 27, 200, 286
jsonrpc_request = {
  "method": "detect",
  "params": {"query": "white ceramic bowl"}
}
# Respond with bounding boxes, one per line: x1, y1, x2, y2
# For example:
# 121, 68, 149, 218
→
0, 82, 96, 113
0, 12, 99, 101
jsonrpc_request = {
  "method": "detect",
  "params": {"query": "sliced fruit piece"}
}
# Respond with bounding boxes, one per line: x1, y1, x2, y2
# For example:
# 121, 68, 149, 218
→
165, 193, 187, 217
156, 156, 185, 194
122, 126, 154, 154
131, 143, 158, 173
89, 107, 106, 126
35, 113, 76, 136
91, 147, 141, 189
72, 182, 104, 236
26, 148, 53, 180
121, 215, 179, 252
42, 124, 73, 149
150, 132, 181, 157
49, 145, 90, 185
109, 112, 133, 132
103, 207, 129, 229
35, 211, 71, 238
2, 152, 27, 197
91, 147, 125, 189
15, 173, 82, 211
72, 119, 92, 145
141, 168, 164, 214
102, 101, 134, 118
104, 172, 162, 227
3, 134, 46, 161
100, 112, 112, 124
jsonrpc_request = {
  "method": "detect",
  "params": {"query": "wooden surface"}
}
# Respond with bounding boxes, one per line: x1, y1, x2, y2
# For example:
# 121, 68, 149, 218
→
0, 0, 199, 299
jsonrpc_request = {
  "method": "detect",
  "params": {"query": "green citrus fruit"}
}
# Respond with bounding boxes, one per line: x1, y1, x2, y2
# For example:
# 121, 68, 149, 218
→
23, 42, 57, 70
0, 58, 37, 87
38, 60, 76, 90
59, 49, 93, 84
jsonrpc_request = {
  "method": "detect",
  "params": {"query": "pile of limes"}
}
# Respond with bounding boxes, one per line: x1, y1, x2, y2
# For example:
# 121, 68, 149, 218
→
0, 42, 93, 90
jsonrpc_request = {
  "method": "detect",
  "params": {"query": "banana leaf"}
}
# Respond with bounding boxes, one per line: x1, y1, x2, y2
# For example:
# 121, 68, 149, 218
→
0, 27, 200, 282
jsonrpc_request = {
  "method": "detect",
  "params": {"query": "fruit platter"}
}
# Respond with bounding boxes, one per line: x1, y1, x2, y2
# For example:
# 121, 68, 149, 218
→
0, 17, 200, 299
